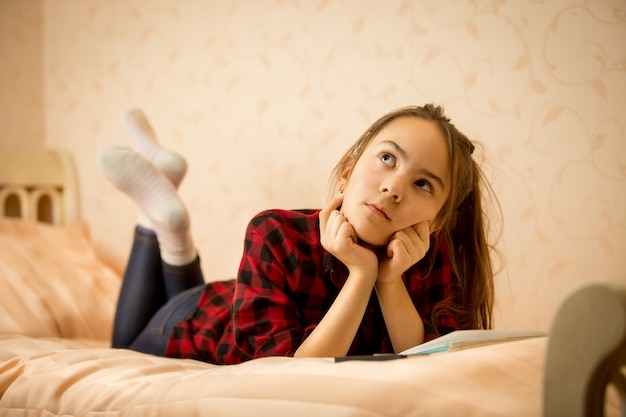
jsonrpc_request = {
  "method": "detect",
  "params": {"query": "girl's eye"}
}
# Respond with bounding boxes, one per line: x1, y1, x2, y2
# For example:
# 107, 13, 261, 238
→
380, 153, 396, 166
415, 179, 433, 193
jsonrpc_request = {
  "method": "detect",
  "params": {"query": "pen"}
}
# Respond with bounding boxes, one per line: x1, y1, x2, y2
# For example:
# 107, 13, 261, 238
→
334, 354, 407, 362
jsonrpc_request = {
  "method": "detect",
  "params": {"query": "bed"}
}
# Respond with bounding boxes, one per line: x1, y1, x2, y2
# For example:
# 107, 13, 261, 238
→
0, 148, 624, 416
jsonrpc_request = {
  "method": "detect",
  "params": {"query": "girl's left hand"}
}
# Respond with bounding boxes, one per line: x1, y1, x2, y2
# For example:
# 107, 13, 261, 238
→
377, 221, 430, 285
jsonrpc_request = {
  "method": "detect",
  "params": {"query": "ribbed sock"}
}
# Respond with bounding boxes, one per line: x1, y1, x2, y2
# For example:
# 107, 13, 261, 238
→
122, 107, 188, 230
97, 146, 196, 266
123, 108, 187, 188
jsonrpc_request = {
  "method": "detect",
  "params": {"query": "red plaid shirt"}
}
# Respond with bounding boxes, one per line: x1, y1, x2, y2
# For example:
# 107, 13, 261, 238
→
166, 209, 458, 364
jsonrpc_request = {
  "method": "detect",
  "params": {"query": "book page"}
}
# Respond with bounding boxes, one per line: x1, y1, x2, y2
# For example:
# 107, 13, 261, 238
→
400, 329, 547, 355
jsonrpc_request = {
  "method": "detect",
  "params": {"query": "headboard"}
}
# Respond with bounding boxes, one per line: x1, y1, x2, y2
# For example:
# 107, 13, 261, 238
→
0, 149, 79, 224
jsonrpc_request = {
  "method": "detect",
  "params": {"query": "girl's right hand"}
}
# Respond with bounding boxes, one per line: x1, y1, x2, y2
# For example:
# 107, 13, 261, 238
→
319, 197, 378, 279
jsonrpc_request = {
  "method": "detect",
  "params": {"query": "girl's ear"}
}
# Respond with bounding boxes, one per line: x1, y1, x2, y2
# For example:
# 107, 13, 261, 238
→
338, 174, 352, 195
334, 155, 355, 196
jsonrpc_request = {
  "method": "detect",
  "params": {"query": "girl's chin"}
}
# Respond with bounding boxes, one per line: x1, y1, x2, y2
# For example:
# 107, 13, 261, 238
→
342, 213, 391, 248
354, 232, 391, 249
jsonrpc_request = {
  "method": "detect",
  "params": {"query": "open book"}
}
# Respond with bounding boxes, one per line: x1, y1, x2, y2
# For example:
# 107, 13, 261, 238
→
400, 329, 547, 355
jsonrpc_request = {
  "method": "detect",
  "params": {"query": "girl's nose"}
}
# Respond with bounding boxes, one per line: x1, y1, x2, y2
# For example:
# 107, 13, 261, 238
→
381, 176, 404, 202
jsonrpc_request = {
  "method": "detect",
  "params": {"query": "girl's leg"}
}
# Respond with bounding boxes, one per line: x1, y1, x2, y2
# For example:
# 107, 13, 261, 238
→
129, 284, 204, 356
111, 229, 204, 353
122, 108, 203, 297
128, 261, 205, 356
99, 144, 200, 348
111, 226, 166, 348
111, 228, 205, 350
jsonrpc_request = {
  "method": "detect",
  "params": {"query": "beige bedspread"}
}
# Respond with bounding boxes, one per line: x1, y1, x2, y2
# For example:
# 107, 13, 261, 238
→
0, 218, 621, 416
0, 335, 547, 416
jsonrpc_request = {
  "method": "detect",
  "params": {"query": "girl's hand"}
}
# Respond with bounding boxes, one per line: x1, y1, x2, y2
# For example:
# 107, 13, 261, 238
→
319, 197, 378, 278
377, 221, 430, 285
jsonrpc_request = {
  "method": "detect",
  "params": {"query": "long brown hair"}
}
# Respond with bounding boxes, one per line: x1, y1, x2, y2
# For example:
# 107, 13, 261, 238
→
329, 104, 496, 330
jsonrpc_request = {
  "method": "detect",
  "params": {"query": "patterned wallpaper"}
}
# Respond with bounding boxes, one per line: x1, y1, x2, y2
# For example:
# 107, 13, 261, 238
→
3, 0, 626, 331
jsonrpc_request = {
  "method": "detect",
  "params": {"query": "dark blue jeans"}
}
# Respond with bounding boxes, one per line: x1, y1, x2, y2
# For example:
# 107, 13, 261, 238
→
111, 226, 205, 356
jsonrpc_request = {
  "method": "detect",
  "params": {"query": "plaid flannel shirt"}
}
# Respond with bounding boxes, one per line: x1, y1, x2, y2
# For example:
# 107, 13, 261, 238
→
166, 209, 458, 364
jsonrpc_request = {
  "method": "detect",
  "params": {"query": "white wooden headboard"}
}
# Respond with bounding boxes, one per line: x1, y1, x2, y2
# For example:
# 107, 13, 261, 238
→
0, 149, 79, 224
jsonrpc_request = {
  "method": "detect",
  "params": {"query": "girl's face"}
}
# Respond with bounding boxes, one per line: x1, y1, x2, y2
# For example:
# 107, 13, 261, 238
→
339, 116, 451, 247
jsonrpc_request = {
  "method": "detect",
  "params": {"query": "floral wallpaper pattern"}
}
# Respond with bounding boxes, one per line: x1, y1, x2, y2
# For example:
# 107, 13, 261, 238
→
2, 0, 625, 331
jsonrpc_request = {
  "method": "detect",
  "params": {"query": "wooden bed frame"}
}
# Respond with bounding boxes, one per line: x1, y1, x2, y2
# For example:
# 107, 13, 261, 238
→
0, 147, 623, 416
0, 149, 79, 225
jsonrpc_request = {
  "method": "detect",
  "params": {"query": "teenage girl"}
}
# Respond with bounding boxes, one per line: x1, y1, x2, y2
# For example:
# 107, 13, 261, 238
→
98, 104, 495, 364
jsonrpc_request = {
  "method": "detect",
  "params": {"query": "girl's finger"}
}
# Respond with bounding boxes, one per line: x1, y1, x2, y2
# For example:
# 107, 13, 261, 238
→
414, 221, 430, 247
319, 196, 343, 233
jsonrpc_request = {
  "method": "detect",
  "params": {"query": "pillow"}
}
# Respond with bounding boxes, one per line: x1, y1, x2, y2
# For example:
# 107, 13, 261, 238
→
0, 218, 121, 340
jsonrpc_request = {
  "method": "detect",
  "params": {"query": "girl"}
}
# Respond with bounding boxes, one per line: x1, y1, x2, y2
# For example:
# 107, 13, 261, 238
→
98, 104, 495, 364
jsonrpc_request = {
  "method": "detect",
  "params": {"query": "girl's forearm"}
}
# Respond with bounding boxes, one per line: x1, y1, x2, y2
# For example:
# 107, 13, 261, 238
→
294, 270, 375, 358
375, 279, 424, 353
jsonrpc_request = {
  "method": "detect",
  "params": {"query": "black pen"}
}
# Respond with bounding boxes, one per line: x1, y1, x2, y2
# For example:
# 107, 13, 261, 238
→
334, 354, 407, 362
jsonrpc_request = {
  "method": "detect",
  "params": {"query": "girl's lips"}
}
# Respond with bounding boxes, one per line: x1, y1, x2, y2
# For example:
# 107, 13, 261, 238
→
366, 203, 390, 220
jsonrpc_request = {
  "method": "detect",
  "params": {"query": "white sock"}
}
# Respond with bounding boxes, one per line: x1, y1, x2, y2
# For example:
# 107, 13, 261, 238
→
123, 108, 187, 188
97, 146, 196, 266
122, 108, 188, 229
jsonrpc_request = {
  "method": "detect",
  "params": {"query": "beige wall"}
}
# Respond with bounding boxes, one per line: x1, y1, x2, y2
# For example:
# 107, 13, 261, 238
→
0, 0, 44, 148
3, 0, 626, 332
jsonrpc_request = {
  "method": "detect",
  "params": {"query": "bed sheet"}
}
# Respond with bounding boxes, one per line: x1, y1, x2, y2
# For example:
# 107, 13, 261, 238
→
0, 335, 548, 417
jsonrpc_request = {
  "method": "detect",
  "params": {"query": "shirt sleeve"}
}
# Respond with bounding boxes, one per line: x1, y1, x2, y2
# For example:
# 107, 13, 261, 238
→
414, 235, 460, 342
231, 212, 305, 359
